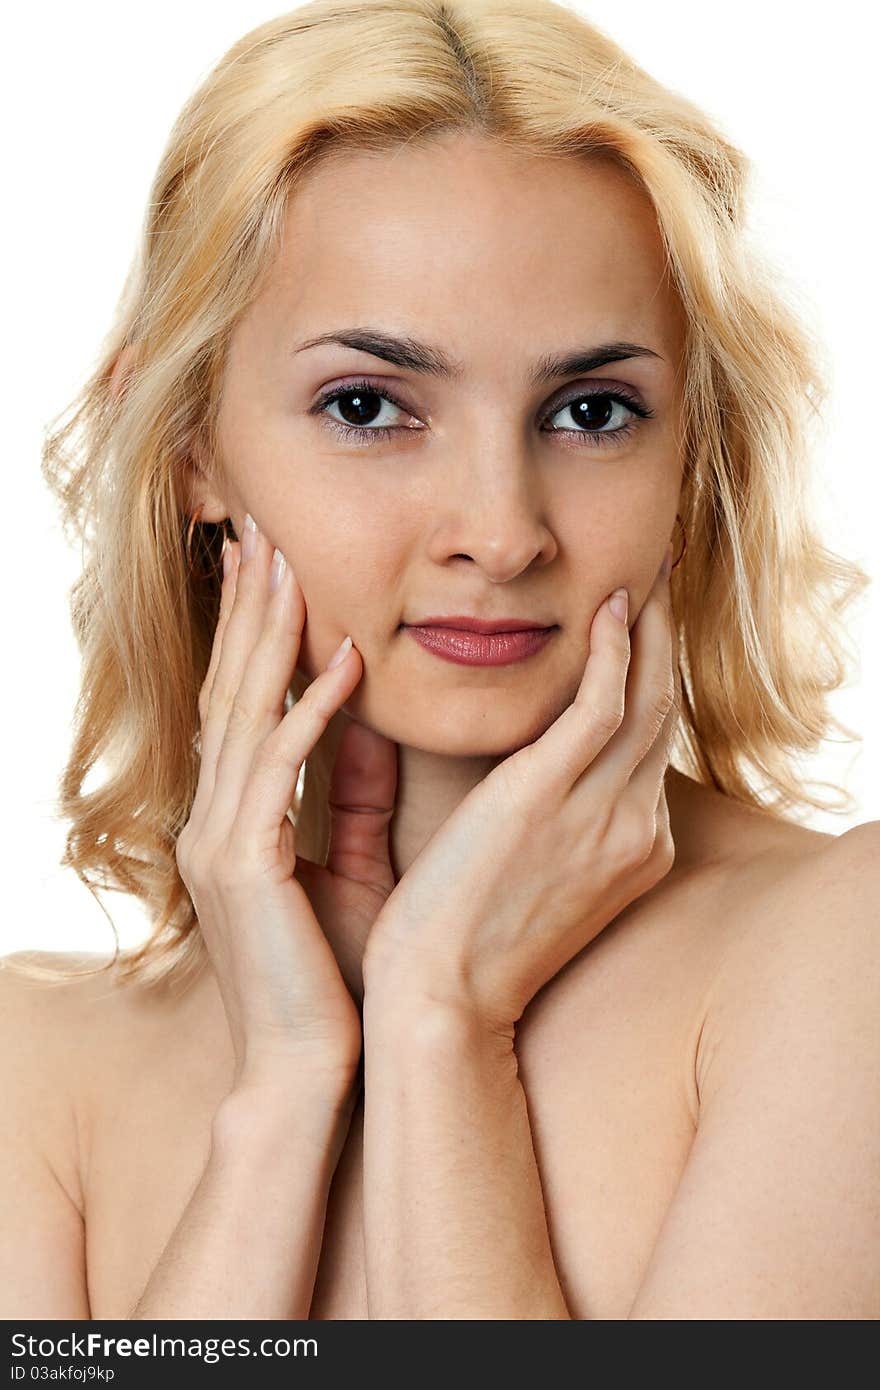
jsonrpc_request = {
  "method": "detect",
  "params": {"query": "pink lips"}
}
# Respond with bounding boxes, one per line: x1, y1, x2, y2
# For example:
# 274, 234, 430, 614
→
403, 624, 556, 667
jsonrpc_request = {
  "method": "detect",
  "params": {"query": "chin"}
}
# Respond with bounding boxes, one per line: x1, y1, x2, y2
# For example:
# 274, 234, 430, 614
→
400, 707, 560, 759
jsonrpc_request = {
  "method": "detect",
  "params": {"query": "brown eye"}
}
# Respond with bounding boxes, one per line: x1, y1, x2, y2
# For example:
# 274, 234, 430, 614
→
541, 389, 652, 448
310, 379, 422, 446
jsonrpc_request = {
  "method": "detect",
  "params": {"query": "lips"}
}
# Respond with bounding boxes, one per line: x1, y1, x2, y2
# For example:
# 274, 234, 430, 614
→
403, 623, 557, 667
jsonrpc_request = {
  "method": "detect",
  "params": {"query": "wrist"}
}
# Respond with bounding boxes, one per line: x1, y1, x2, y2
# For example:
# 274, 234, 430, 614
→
216, 1066, 359, 1158
232, 1039, 361, 1101
363, 966, 517, 1056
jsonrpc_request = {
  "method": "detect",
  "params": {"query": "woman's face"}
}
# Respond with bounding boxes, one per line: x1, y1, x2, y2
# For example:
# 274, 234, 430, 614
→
214, 131, 686, 756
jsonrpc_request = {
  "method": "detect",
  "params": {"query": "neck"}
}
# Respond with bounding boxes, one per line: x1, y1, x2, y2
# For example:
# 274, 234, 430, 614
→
388, 746, 695, 884
388, 743, 502, 880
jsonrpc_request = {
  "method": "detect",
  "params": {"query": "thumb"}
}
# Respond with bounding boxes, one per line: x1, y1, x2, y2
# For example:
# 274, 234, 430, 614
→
325, 718, 398, 890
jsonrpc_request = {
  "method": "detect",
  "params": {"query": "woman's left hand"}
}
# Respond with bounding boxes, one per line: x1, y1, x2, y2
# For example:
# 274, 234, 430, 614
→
363, 551, 682, 1034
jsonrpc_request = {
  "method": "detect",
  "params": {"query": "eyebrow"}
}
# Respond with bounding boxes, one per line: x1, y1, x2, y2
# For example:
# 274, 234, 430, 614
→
294, 327, 663, 387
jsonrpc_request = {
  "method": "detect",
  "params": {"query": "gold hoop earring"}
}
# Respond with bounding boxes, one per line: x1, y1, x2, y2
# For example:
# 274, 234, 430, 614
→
671, 512, 687, 571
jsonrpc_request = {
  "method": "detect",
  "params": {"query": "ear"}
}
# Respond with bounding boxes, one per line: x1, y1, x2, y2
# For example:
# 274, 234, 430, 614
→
177, 441, 231, 525
108, 344, 231, 526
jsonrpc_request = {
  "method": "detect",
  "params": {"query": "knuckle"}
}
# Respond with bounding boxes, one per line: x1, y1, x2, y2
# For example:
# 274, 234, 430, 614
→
208, 672, 237, 719
213, 843, 256, 893
646, 676, 675, 730
496, 751, 536, 803
225, 696, 262, 741
250, 731, 287, 779
643, 830, 676, 888
197, 687, 209, 725
583, 697, 624, 739
651, 670, 676, 710
612, 804, 657, 866
174, 828, 192, 876
180, 834, 216, 885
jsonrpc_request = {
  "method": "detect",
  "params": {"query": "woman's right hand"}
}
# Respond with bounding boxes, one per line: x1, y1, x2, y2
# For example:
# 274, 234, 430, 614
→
175, 514, 370, 1099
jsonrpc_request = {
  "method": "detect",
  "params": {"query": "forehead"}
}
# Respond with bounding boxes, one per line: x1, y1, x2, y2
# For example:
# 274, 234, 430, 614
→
264, 133, 685, 362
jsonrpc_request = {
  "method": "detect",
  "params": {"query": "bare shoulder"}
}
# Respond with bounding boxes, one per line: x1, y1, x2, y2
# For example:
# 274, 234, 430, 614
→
0, 948, 203, 1058
0, 948, 230, 1165
0, 948, 230, 1318
621, 811, 880, 1318
0, 949, 116, 1114
696, 815, 880, 1097
707, 814, 879, 980
0, 950, 118, 1317
2, 953, 139, 1155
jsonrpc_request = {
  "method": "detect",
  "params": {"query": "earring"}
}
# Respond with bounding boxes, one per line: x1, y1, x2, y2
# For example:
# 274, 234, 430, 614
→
671, 512, 687, 571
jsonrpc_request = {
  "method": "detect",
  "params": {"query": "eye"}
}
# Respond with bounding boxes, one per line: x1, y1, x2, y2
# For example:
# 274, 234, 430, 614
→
309, 378, 654, 449
541, 388, 654, 449
309, 379, 421, 446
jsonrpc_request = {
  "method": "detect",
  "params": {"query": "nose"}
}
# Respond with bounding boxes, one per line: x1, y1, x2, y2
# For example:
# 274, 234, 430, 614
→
425, 444, 558, 582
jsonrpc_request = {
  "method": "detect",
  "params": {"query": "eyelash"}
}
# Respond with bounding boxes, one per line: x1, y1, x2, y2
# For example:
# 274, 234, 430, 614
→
309, 377, 655, 450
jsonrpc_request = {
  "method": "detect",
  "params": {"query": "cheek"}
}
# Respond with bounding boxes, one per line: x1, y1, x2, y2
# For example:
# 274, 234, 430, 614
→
289, 534, 400, 679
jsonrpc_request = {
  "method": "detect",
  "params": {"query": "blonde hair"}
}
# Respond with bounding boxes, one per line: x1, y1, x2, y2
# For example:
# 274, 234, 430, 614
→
25, 0, 869, 991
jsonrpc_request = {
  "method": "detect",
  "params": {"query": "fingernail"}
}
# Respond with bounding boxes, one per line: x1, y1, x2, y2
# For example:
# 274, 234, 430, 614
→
241, 512, 258, 563
609, 588, 628, 623
326, 635, 352, 670
269, 546, 287, 592
660, 544, 674, 578
223, 539, 232, 578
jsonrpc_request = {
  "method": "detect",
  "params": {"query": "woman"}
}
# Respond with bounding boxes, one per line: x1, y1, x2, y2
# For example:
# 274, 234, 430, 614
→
2, 0, 877, 1321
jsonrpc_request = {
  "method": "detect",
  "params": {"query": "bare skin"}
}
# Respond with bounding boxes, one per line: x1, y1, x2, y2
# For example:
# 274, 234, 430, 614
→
3, 133, 877, 1318
1, 778, 869, 1319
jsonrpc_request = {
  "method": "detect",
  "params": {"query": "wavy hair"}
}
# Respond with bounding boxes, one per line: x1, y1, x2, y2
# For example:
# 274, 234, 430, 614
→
21, 0, 870, 990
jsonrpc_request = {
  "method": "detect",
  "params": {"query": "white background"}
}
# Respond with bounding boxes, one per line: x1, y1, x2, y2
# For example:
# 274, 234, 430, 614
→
4, 1, 877, 959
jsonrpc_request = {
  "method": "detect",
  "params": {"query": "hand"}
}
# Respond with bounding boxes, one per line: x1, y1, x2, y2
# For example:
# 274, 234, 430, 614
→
362, 553, 681, 1035
175, 515, 397, 1094
293, 717, 399, 1012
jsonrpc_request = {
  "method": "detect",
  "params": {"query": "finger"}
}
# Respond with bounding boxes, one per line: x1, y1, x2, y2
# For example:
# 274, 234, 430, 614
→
526, 584, 631, 790
325, 720, 399, 891
194, 523, 274, 831
623, 675, 679, 819
582, 556, 675, 795
207, 530, 304, 831
199, 540, 241, 726
623, 593, 682, 807
233, 636, 364, 855
190, 539, 241, 832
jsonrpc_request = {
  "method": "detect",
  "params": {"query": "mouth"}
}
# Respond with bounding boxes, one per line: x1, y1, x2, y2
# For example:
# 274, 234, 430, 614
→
401, 622, 559, 668
403, 615, 555, 634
